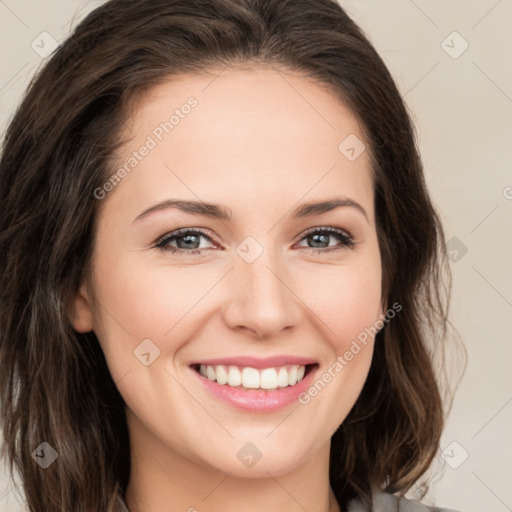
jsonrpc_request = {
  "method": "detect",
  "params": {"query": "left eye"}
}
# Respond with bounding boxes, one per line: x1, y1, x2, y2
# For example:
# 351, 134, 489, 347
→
155, 227, 356, 255
296, 227, 355, 253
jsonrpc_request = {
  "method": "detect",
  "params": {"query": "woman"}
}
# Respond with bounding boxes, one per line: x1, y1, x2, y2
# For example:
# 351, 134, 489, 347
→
0, 0, 463, 511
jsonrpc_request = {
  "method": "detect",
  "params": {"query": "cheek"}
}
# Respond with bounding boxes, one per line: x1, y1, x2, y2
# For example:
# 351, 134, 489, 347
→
298, 259, 382, 419
304, 256, 383, 351
90, 248, 223, 372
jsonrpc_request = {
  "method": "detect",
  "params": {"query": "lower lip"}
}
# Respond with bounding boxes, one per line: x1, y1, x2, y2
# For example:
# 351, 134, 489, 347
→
191, 364, 319, 412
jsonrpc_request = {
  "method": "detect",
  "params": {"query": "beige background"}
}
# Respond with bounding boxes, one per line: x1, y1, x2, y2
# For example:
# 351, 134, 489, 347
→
1, 1, 511, 511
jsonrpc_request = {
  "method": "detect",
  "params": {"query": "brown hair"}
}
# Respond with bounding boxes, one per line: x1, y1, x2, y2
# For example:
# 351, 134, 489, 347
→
0, 0, 464, 510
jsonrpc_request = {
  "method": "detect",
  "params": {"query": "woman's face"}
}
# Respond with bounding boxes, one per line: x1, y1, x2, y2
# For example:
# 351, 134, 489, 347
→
72, 66, 385, 477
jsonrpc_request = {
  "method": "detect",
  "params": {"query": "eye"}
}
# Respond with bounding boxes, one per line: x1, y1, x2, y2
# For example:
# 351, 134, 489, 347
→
154, 226, 356, 256
295, 227, 356, 254
154, 228, 218, 256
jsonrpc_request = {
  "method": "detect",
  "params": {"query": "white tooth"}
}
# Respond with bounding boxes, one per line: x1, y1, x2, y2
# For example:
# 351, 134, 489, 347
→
227, 365, 242, 387
288, 365, 299, 386
277, 367, 289, 388
260, 368, 278, 389
242, 367, 260, 389
202, 364, 307, 389
216, 365, 228, 385
206, 365, 216, 381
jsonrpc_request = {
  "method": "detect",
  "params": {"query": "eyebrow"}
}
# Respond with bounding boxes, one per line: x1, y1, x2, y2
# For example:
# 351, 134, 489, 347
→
133, 197, 369, 224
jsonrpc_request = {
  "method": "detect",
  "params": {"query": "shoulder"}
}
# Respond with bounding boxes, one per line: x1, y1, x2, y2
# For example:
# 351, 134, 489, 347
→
346, 489, 462, 512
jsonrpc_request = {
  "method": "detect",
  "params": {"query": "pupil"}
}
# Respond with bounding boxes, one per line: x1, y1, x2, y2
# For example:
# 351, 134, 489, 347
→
179, 234, 199, 249
311, 233, 328, 248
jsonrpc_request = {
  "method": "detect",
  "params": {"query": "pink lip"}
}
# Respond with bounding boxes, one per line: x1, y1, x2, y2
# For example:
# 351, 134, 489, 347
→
188, 355, 317, 369
190, 363, 319, 412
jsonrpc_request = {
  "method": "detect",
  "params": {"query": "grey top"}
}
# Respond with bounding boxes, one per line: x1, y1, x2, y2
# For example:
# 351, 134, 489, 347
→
345, 490, 460, 511
116, 489, 460, 512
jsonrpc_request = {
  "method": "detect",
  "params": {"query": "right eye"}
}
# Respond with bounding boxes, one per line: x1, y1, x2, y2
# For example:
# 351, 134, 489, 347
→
155, 228, 220, 255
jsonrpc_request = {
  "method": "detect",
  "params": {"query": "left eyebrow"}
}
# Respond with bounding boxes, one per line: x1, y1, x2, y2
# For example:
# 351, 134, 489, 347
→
132, 197, 369, 224
291, 197, 369, 223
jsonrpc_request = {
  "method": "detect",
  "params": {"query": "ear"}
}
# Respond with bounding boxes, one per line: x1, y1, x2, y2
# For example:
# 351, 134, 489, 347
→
69, 282, 94, 333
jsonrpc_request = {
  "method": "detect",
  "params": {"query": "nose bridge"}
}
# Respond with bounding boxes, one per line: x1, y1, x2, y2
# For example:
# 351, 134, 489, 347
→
223, 237, 300, 337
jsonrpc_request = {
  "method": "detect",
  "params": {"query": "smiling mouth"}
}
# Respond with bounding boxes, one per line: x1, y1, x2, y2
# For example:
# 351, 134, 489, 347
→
190, 363, 318, 391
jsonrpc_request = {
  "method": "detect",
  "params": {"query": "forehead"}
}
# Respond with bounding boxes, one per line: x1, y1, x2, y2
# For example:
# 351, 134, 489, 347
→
128, 66, 365, 153
105, 66, 374, 223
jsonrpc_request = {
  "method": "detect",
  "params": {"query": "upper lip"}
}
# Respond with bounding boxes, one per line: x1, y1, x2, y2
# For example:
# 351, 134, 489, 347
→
189, 355, 318, 369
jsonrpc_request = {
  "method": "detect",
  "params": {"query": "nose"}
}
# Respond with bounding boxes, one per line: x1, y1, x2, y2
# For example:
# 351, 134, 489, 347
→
221, 246, 302, 339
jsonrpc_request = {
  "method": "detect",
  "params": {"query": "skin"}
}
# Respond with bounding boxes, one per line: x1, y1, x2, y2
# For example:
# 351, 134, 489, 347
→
71, 66, 386, 512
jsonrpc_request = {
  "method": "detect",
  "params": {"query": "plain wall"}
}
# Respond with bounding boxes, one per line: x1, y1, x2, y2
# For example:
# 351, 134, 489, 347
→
1, 1, 511, 511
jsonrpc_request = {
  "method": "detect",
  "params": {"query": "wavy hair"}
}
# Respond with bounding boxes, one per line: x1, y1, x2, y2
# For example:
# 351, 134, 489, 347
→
0, 0, 464, 510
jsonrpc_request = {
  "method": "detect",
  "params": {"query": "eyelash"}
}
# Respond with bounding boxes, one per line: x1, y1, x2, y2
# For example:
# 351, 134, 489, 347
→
154, 227, 356, 256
